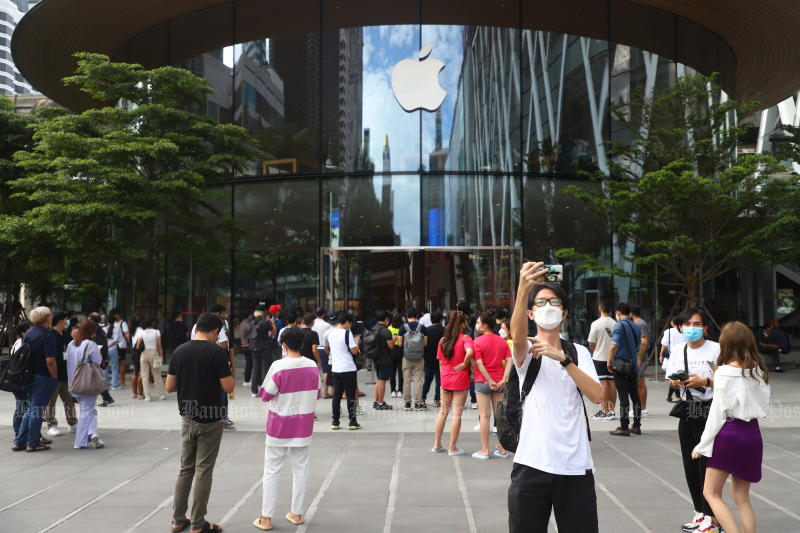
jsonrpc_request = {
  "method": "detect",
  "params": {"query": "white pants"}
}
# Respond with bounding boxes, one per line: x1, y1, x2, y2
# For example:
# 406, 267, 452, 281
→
74, 394, 98, 448
261, 445, 310, 518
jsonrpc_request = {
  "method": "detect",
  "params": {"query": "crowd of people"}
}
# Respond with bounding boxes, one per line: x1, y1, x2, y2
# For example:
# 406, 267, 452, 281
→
3, 260, 785, 533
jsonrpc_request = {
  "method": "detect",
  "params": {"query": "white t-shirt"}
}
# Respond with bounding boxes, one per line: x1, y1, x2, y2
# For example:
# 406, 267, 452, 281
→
419, 313, 432, 328
312, 318, 332, 349
137, 328, 161, 351
587, 316, 616, 362
108, 320, 130, 348
660, 327, 682, 356
515, 343, 599, 476
664, 340, 719, 402
326, 327, 358, 373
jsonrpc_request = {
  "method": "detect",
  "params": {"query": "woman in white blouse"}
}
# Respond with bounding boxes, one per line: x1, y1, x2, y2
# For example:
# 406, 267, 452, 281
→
66, 319, 104, 449
135, 317, 166, 401
692, 322, 770, 533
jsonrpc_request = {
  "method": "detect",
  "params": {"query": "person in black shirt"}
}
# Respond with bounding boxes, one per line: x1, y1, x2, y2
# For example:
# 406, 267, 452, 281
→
371, 310, 396, 410
166, 312, 233, 533
300, 313, 321, 366
166, 310, 190, 354
44, 311, 78, 436
422, 311, 445, 408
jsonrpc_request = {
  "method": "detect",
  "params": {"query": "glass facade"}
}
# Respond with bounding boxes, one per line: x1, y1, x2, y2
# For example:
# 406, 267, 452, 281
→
109, 2, 740, 335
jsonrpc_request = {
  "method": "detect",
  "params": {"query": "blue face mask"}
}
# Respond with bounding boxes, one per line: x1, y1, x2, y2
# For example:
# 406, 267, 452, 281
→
683, 327, 703, 342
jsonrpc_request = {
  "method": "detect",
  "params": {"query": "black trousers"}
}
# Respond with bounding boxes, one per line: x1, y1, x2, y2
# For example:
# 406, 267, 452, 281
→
331, 371, 358, 426
508, 463, 598, 533
614, 371, 641, 430
679, 414, 713, 516
389, 349, 404, 393
250, 349, 272, 395
241, 346, 253, 383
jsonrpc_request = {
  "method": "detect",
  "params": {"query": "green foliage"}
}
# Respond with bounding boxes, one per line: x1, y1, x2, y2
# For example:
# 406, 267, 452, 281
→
556, 74, 800, 305
7, 53, 262, 306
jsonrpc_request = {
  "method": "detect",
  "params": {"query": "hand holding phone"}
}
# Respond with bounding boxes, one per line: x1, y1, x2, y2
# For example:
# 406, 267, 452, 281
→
668, 371, 690, 382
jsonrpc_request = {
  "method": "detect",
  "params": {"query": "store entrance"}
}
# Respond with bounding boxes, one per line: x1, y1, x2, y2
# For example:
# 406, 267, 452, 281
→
321, 247, 521, 318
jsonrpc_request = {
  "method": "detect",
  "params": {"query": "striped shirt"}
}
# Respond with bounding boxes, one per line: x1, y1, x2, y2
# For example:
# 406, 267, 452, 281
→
258, 356, 320, 447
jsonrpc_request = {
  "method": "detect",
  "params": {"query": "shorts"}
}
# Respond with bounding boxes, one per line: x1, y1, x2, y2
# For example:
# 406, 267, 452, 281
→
593, 359, 613, 381
376, 363, 393, 381
442, 388, 470, 393
475, 381, 506, 395
319, 349, 330, 374
637, 361, 647, 379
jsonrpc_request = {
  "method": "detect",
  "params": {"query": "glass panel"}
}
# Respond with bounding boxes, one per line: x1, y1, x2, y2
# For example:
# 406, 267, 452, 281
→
425, 249, 518, 312
422, 174, 520, 247
233, 180, 320, 315
323, 174, 420, 246
174, 49, 235, 125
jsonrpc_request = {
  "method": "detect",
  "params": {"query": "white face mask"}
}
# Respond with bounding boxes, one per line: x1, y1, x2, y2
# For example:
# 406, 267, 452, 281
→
499, 328, 508, 339
533, 303, 563, 331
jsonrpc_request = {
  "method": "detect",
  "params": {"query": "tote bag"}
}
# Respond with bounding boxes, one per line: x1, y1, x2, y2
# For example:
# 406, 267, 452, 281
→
69, 342, 108, 396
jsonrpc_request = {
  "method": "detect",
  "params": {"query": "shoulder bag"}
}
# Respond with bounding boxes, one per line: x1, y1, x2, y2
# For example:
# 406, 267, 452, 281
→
69, 342, 108, 396
669, 345, 710, 420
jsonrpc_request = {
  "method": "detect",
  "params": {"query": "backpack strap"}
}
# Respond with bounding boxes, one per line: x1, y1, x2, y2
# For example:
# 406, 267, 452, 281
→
519, 346, 541, 402
80, 341, 90, 363
563, 341, 592, 442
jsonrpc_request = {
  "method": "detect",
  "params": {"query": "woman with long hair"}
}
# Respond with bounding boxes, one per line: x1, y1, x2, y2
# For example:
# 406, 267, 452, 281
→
472, 311, 512, 459
135, 317, 167, 401
432, 309, 473, 456
66, 319, 104, 449
691, 322, 770, 533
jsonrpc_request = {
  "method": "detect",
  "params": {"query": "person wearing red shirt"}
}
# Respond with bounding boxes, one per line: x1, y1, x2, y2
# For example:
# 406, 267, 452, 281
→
432, 311, 473, 456
472, 311, 513, 459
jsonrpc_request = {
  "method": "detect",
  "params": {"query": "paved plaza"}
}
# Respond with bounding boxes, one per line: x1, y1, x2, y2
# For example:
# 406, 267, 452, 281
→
1, 367, 800, 533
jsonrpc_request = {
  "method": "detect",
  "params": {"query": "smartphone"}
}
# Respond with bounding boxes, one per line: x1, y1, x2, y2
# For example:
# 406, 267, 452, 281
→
543, 264, 563, 282
668, 371, 690, 381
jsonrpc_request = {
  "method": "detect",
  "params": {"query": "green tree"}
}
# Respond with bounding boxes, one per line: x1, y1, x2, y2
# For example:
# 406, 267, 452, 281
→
557, 74, 799, 307
10, 53, 261, 309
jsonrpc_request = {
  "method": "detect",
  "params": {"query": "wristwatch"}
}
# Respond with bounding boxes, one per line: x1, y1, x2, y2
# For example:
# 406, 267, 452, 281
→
560, 353, 575, 368
705, 377, 711, 387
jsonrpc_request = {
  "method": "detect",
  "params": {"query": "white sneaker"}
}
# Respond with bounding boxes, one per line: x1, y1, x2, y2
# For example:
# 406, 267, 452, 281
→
243, 381, 251, 387
391, 391, 398, 398
89, 435, 104, 449
144, 397, 151, 402
471, 403, 478, 410
159, 394, 166, 400
473, 424, 481, 432
682, 512, 705, 532
491, 426, 498, 435
68, 424, 77, 434
641, 409, 648, 416
251, 393, 258, 398
47, 426, 62, 437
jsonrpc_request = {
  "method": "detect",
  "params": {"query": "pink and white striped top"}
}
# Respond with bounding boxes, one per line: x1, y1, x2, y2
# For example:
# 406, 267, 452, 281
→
258, 356, 320, 447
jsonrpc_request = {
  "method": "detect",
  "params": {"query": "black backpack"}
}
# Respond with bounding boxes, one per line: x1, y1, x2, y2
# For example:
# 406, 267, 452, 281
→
0, 330, 47, 393
495, 341, 590, 453
362, 324, 384, 361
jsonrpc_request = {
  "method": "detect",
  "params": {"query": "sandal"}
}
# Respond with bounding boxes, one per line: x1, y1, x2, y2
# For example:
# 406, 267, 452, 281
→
171, 518, 191, 532
285, 512, 304, 525
11, 444, 25, 452
252, 517, 273, 531
25, 444, 51, 452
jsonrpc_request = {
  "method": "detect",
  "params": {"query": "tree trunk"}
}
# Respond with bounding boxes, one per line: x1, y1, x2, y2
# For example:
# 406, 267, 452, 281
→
685, 280, 700, 307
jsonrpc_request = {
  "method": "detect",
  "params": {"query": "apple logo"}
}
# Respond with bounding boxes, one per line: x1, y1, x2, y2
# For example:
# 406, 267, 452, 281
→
391, 43, 446, 113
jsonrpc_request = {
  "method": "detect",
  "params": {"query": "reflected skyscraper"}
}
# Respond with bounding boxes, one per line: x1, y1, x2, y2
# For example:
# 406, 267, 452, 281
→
382, 134, 391, 172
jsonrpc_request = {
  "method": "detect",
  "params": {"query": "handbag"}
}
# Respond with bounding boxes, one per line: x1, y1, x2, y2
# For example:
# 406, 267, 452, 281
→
69, 342, 108, 396
611, 319, 637, 376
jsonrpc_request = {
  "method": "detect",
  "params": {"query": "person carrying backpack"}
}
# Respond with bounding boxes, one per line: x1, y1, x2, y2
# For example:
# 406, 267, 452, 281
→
250, 310, 276, 397
365, 311, 395, 411
12, 307, 60, 452
508, 262, 603, 533
399, 307, 428, 410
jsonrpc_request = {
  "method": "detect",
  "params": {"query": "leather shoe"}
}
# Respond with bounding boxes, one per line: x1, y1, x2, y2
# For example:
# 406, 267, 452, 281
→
630, 427, 642, 435
609, 427, 630, 437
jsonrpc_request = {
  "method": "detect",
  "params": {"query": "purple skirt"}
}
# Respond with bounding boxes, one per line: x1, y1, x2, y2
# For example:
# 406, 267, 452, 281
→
707, 418, 763, 483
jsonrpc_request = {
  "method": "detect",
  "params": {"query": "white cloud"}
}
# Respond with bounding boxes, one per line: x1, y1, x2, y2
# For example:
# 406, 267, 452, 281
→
388, 25, 415, 48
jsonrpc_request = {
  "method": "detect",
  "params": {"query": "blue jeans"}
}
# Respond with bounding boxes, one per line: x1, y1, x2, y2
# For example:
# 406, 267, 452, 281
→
15, 374, 58, 447
12, 390, 29, 436
422, 365, 441, 402
107, 345, 120, 388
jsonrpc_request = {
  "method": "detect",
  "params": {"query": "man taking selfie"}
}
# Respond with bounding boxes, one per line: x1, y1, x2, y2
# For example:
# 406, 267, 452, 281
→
508, 261, 603, 533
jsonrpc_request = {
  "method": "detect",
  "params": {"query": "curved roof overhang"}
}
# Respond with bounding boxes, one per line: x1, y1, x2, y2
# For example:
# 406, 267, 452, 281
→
12, 0, 800, 111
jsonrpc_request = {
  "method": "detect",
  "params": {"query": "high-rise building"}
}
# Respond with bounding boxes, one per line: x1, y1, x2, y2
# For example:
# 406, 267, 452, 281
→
382, 134, 391, 172
0, 0, 34, 95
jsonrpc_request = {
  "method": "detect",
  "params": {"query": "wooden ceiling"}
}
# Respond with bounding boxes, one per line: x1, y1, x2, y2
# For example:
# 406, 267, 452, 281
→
12, 0, 800, 111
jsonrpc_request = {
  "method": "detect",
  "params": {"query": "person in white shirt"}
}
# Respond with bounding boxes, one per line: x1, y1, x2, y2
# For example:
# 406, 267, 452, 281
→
665, 308, 720, 533
312, 308, 333, 398
691, 321, 770, 533
134, 317, 166, 401
660, 318, 683, 402
587, 301, 617, 419
418, 308, 433, 328
509, 262, 603, 533
108, 309, 130, 387
324, 313, 360, 430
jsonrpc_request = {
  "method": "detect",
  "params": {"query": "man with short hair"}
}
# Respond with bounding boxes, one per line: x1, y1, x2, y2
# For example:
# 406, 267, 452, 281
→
370, 310, 395, 411
312, 308, 333, 398
250, 310, 277, 397
508, 262, 603, 532
587, 302, 617, 420
325, 313, 361, 430
421, 310, 445, 408
45, 311, 78, 437
193, 304, 236, 430
300, 313, 321, 367
399, 307, 428, 410
607, 303, 642, 436
167, 312, 234, 533
759, 321, 787, 373
630, 305, 650, 415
